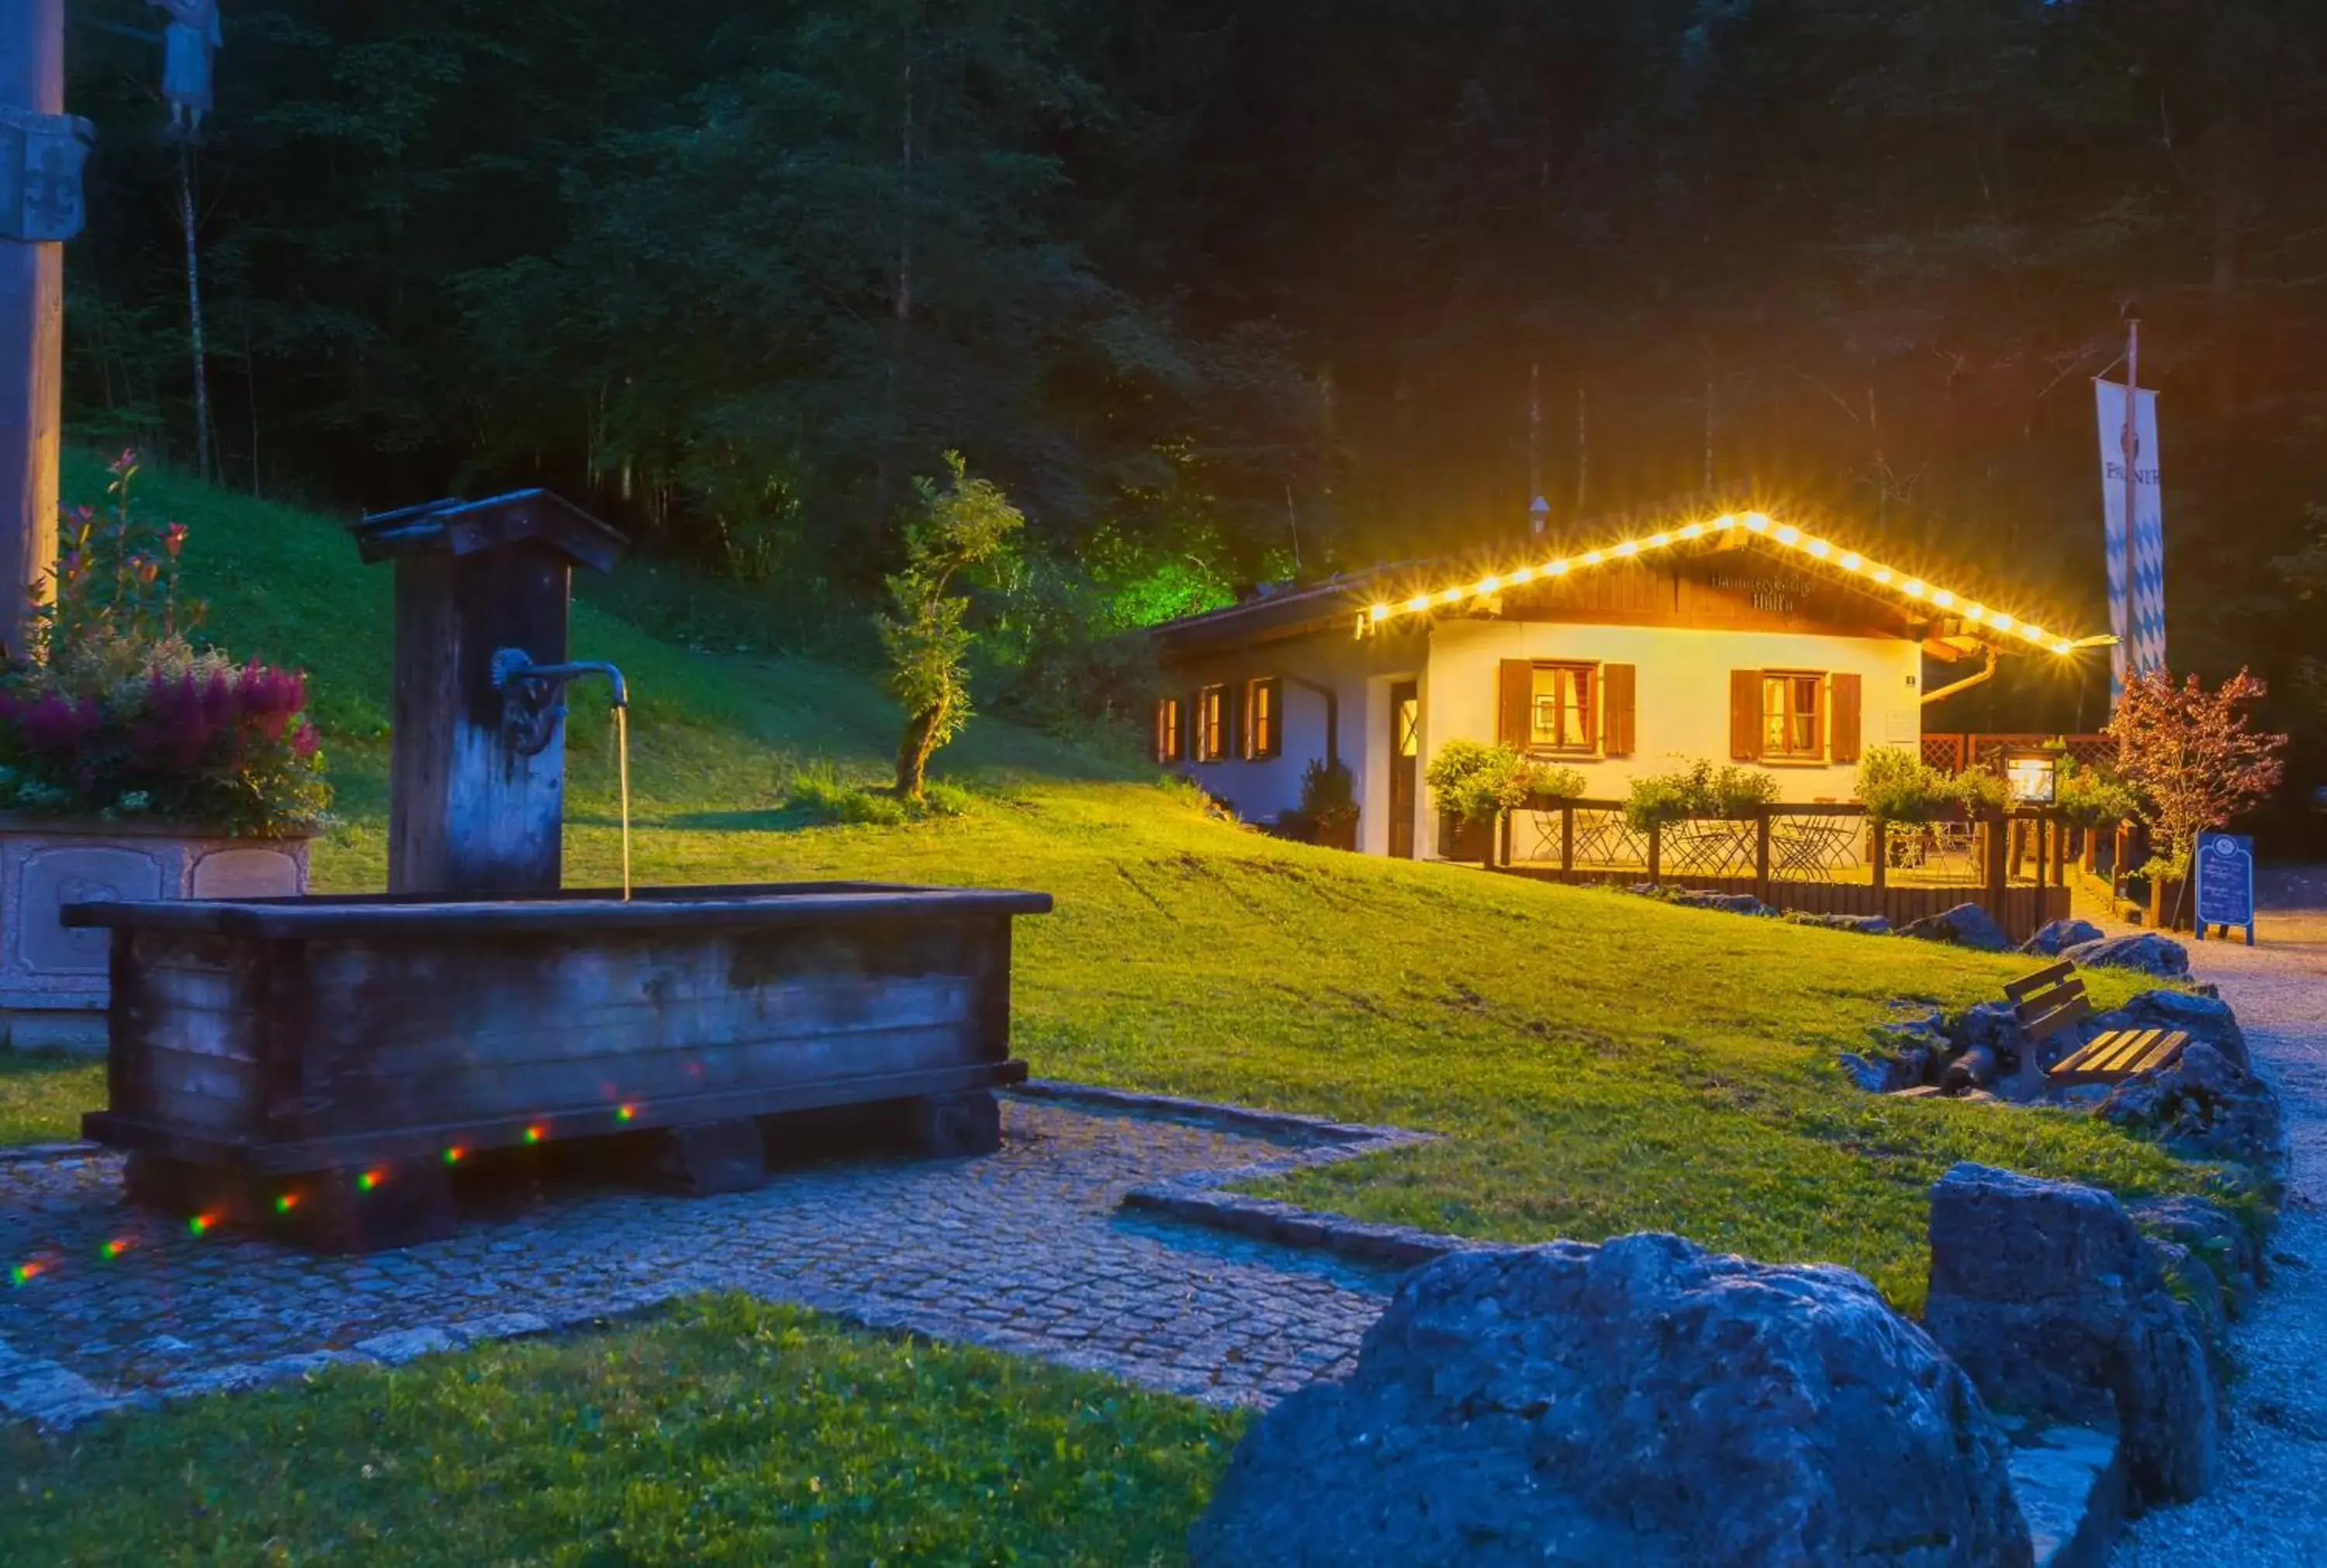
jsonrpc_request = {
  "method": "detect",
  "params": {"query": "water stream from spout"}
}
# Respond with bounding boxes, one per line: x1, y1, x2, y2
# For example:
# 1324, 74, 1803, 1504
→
616, 705, 633, 900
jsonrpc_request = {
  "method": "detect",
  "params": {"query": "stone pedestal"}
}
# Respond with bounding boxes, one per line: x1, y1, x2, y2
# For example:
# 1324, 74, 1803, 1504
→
0, 820, 311, 1052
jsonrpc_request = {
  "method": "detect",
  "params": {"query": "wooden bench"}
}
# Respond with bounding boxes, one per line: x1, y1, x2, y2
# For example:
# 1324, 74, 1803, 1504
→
2005, 959, 2189, 1090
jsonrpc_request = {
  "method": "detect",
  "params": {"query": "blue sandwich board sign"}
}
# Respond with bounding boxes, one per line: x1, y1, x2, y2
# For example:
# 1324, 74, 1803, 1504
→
2194, 831, 2255, 946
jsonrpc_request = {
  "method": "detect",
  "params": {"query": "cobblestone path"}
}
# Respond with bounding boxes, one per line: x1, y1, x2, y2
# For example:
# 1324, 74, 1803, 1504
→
1, 1097, 1401, 1427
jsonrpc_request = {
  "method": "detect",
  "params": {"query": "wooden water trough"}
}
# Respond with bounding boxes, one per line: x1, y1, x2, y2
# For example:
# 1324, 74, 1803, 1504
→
68, 881, 1049, 1252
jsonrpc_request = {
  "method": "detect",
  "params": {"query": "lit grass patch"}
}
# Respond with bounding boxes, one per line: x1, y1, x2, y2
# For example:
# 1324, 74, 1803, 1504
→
0, 1295, 1243, 1564
0, 1052, 103, 1147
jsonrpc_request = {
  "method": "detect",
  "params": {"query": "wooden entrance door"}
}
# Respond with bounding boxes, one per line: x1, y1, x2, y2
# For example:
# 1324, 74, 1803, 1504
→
1388, 680, 1420, 858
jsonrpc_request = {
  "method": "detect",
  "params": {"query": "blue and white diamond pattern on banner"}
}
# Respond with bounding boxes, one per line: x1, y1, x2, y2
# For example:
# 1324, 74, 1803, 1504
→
2095, 378, 2166, 703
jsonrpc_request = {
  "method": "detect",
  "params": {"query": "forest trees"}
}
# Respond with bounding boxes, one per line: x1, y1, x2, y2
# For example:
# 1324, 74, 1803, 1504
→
879, 453, 1022, 800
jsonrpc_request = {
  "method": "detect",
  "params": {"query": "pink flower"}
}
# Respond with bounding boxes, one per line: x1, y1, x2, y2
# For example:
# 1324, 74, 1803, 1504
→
162, 523, 188, 558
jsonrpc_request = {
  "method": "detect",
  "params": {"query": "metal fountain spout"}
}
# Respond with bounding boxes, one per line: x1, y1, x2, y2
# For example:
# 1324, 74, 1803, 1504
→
492, 648, 629, 758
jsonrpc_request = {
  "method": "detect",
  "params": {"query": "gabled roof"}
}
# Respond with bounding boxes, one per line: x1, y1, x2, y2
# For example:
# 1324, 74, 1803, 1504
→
1153, 501, 2111, 662
347, 489, 628, 573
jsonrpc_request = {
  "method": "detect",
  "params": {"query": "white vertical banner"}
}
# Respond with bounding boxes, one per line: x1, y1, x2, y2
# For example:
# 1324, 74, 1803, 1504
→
2094, 378, 2165, 703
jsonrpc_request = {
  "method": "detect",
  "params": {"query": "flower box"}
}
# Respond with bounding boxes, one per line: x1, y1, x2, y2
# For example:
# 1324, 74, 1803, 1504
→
0, 819, 313, 1052
2146, 874, 2191, 934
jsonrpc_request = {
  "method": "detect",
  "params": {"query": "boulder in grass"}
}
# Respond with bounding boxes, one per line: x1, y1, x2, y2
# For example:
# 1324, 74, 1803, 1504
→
1787, 911, 1894, 934
2020, 917, 2104, 957
1924, 1164, 2218, 1509
2128, 1195, 2268, 1320
2062, 932, 2189, 979
2098, 1043, 2287, 1181
1190, 1234, 2032, 1568
1897, 902, 2012, 952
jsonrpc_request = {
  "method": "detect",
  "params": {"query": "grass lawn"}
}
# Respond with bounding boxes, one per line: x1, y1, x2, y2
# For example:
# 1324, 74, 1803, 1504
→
0, 1052, 104, 1147
0, 1294, 1243, 1565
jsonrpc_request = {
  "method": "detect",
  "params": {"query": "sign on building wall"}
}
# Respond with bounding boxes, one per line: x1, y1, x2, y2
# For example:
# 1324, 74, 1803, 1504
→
2094, 378, 2166, 703
0, 107, 95, 243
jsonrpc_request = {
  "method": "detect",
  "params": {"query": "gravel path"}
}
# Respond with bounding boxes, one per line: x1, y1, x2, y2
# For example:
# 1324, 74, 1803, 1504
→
2116, 867, 2327, 1566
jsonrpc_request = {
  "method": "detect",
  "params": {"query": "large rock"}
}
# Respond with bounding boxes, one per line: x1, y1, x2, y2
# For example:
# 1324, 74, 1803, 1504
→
2098, 1043, 2287, 1178
1949, 1000, 2035, 1072
1924, 1164, 2218, 1508
1787, 911, 1894, 934
2088, 989, 2249, 1072
2062, 933, 2190, 978
1190, 1235, 2031, 1568
2021, 917, 2105, 957
1897, 902, 2012, 952
2127, 1194, 2267, 1320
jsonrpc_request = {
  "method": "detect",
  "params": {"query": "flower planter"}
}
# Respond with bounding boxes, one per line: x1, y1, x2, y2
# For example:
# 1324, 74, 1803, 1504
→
1440, 811, 1495, 864
2147, 875, 2191, 934
0, 819, 313, 1053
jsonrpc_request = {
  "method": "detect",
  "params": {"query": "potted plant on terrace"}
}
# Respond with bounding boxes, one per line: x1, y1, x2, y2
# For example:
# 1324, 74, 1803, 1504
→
1425, 741, 1585, 862
0, 454, 332, 1050
1296, 757, 1361, 851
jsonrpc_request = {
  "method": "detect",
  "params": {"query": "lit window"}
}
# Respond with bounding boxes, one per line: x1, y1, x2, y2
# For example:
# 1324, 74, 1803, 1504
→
1529, 664, 1598, 752
1244, 678, 1282, 760
1195, 686, 1229, 762
1396, 696, 1420, 758
1153, 698, 1183, 763
1762, 672, 1824, 759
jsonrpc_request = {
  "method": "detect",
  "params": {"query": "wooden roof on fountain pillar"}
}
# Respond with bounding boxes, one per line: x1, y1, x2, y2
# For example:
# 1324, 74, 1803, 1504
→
347, 489, 629, 574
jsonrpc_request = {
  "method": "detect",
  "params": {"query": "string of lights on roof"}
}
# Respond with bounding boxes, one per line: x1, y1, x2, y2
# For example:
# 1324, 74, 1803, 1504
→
1356, 510, 2102, 656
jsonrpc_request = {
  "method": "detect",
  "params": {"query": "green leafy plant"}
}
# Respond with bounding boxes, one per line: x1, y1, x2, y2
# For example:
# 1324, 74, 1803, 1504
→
781, 762, 972, 827
1853, 747, 2009, 822
2052, 757, 2139, 829
1622, 760, 1779, 830
1298, 757, 1358, 834
1526, 765, 1589, 803
1426, 741, 1528, 824
1949, 767, 2010, 817
878, 453, 1025, 802
0, 454, 330, 836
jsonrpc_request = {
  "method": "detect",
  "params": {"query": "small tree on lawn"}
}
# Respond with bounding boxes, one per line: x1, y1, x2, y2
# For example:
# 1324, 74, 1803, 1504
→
878, 452, 1024, 800
2105, 667, 2287, 876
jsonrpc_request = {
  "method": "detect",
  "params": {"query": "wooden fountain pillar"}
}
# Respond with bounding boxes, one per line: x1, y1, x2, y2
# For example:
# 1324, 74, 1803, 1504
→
347, 491, 627, 896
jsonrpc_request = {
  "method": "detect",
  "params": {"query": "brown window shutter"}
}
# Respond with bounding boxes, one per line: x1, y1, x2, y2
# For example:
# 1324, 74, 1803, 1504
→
1831, 672, 1863, 763
1730, 669, 1764, 761
1225, 681, 1246, 760
1603, 664, 1637, 756
1498, 660, 1532, 748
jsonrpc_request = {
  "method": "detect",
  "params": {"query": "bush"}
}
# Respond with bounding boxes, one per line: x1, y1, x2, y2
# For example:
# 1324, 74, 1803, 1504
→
1298, 757, 1357, 828
1852, 747, 2007, 823
0, 454, 330, 837
2052, 757, 2139, 829
1425, 744, 1592, 824
1622, 761, 1779, 831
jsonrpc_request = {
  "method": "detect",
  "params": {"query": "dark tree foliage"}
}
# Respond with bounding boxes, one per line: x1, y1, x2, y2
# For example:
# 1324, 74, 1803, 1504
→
57, 0, 2327, 792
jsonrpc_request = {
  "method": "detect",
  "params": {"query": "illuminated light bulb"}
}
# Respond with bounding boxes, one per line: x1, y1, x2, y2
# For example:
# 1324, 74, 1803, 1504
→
1509, 565, 1536, 584
1476, 575, 1501, 594
1614, 540, 1639, 558
1774, 524, 1801, 546
1438, 587, 1464, 605
1990, 612, 2014, 632
358, 1170, 384, 1192
1902, 579, 1927, 599
2018, 623, 2045, 643
1803, 540, 1830, 561
618, 1104, 638, 1122
2052, 639, 2074, 655
525, 1125, 546, 1145
102, 1238, 130, 1259
1871, 567, 1893, 585
1839, 551, 1862, 572
1404, 596, 1430, 613
1962, 604, 1986, 624
1368, 604, 1388, 622
1547, 559, 1570, 575
1744, 513, 1772, 532
1931, 588, 1955, 609
1715, 513, 1740, 530
188, 1214, 216, 1236
1582, 550, 1604, 566
1648, 532, 1672, 548
10, 1262, 40, 1286
443, 1146, 465, 1166
274, 1193, 299, 1214
1679, 522, 1705, 540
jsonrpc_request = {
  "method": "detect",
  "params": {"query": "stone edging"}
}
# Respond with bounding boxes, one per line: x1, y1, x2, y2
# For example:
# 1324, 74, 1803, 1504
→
1011, 1079, 1475, 1270
0, 1141, 99, 1166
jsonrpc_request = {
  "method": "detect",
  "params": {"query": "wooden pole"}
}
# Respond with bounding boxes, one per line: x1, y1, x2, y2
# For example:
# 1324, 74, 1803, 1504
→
1560, 803, 1574, 873
1871, 820, 1888, 891
1753, 806, 1771, 904
0, 0, 65, 661
177, 142, 211, 482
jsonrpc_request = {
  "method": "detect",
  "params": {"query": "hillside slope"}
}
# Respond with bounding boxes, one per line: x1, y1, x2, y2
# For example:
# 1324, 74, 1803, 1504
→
52, 454, 2206, 1307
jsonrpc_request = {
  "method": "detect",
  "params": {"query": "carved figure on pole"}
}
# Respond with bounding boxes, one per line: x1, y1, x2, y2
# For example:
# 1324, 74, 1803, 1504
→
148, 0, 221, 142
